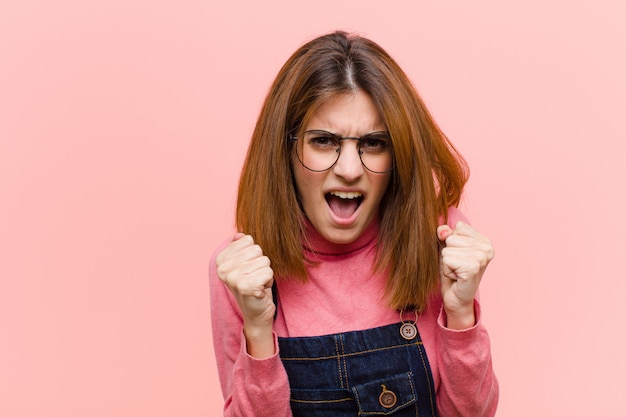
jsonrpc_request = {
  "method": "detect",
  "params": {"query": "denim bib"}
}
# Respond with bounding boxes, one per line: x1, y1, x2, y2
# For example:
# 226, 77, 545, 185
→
277, 320, 439, 417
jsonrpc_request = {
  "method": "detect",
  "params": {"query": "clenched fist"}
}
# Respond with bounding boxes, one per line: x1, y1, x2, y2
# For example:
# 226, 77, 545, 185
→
437, 221, 495, 330
216, 233, 276, 357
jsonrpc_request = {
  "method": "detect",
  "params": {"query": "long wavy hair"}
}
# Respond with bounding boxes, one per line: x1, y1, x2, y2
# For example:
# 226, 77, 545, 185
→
236, 31, 468, 311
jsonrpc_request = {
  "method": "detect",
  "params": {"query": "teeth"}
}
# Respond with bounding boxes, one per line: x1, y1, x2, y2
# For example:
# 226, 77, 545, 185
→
330, 191, 362, 199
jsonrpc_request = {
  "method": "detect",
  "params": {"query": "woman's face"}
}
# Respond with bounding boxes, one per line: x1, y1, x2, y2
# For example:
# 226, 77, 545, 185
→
292, 90, 392, 244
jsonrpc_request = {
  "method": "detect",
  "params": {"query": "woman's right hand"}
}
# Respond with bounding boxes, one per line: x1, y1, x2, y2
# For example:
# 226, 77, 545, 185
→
216, 233, 276, 357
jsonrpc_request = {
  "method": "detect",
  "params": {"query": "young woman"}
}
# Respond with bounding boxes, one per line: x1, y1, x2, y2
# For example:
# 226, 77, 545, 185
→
210, 31, 498, 416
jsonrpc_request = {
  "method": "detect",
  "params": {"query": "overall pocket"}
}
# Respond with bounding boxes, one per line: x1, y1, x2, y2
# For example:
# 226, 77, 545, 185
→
352, 372, 417, 415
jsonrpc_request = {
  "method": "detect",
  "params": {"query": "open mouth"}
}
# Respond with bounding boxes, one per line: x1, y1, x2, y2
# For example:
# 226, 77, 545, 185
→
325, 191, 363, 219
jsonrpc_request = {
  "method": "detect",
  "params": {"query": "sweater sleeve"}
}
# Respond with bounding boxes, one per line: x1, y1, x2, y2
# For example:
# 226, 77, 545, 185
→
435, 300, 499, 416
432, 206, 499, 415
209, 240, 293, 417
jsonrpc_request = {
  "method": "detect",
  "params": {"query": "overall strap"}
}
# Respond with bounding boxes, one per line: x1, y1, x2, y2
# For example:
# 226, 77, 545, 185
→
272, 283, 279, 320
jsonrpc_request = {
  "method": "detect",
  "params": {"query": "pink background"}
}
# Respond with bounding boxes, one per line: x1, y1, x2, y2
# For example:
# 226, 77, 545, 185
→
1, 1, 625, 416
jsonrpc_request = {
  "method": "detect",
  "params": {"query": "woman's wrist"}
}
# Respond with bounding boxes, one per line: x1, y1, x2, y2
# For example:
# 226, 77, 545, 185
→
243, 322, 275, 358
444, 303, 476, 330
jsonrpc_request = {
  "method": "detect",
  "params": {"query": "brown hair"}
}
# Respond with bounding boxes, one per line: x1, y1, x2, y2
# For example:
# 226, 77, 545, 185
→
236, 31, 468, 311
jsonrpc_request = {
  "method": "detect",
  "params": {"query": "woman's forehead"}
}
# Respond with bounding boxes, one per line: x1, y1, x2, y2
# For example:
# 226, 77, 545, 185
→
303, 91, 386, 134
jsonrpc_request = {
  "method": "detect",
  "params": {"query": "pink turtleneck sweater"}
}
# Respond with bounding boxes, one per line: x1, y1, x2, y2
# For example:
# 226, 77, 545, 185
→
209, 207, 498, 416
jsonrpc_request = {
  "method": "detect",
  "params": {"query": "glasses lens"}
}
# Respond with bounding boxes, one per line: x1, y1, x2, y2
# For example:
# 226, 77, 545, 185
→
358, 132, 393, 173
297, 131, 341, 171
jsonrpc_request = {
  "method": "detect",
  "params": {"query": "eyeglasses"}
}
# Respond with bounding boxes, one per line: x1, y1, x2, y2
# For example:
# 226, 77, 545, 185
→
290, 130, 394, 173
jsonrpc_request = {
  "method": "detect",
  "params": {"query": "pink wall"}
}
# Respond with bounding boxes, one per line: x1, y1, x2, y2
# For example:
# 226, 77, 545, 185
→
1, 1, 624, 416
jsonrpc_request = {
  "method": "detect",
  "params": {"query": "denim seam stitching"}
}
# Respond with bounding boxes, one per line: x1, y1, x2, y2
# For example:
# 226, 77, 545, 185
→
407, 371, 418, 417
333, 335, 345, 389
332, 336, 344, 388
416, 344, 435, 417
290, 397, 353, 405
340, 334, 350, 389
280, 341, 423, 361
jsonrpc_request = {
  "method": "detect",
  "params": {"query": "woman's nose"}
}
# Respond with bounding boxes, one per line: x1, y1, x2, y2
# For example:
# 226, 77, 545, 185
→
332, 140, 363, 181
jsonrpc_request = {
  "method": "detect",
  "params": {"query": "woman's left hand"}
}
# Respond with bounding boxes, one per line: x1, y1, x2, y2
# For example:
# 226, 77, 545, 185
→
437, 221, 495, 330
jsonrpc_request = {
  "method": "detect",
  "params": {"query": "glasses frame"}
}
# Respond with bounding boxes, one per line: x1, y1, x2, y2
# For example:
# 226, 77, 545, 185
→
289, 129, 395, 173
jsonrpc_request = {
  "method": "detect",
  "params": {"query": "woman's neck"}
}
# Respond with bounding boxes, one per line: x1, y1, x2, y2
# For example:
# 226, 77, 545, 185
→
302, 217, 379, 256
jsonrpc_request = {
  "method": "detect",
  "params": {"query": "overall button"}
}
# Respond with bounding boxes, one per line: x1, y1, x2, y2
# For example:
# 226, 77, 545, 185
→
400, 322, 417, 340
379, 384, 397, 408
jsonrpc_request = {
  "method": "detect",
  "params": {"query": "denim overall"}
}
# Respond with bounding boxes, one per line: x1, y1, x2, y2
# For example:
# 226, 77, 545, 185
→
275, 285, 439, 417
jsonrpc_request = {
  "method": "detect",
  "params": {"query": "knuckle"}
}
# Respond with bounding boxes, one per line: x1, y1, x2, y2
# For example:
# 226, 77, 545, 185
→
479, 244, 494, 263
473, 253, 488, 269
470, 259, 482, 273
216, 263, 234, 283
215, 248, 229, 265
234, 278, 250, 294
251, 244, 263, 257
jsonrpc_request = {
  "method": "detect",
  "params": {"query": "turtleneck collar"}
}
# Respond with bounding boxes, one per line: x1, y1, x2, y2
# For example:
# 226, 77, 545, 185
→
302, 217, 380, 256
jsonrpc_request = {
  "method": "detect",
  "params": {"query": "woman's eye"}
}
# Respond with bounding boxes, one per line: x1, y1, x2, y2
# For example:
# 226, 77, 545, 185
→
313, 136, 329, 145
309, 134, 338, 148
361, 136, 389, 152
